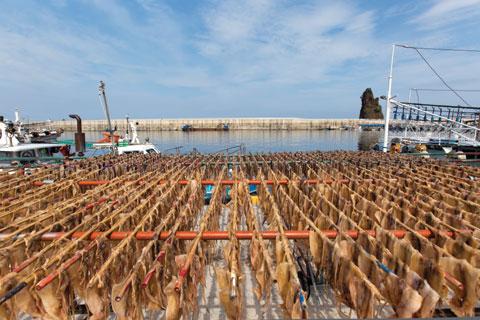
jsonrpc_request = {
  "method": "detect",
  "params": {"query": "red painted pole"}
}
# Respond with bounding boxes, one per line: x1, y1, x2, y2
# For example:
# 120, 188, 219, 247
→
4, 229, 460, 242
78, 180, 110, 186
11, 197, 115, 273
444, 271, 465, 291
35, 240, 97, 290
141, 250, 167, 288
30, 229, 466, 292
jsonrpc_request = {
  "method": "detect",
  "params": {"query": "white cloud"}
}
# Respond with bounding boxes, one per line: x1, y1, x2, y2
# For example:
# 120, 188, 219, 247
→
0, 0, 216, 88
411, 0, 480, 29
0, 0, 478, 119
0, 20, 114, 86
196, 1, 378, 85
202, 0, 274, 43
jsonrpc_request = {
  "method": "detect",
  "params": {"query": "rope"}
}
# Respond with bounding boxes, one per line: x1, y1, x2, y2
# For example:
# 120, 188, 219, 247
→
400, 45, 480, 53
412, 88, 480, 92
413, 48, 472, 107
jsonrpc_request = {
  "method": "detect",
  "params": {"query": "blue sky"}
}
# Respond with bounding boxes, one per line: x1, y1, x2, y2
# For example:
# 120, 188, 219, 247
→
1, 0, 480, 120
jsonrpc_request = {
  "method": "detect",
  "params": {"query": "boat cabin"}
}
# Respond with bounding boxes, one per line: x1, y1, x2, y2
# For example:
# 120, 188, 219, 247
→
117, 144, 159, 155
91, 120, 160, 155
91, 142, 159, 155
0, 118, 66, 164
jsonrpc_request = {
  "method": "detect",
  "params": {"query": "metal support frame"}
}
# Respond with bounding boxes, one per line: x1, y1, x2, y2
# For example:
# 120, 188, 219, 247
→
383, 44, 396, 152
383, 44, 480, 149
391, 99, 480, 146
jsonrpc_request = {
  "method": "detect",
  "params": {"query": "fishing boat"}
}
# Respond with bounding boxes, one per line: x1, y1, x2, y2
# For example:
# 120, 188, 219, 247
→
97, 131, 121, 143
92, 120, 159, 155
181, 123, 229, 131
181, 124, 193, 131
0, 116, 68, 166
22, 128, 63, 144
9, 110, 63, 143
94, 84, 160, 155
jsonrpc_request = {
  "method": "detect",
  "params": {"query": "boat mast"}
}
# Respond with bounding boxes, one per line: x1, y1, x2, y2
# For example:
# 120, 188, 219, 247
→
383, 44, 396, 152
98, 81, 117, 154
14, 109, 20, 123
14, 108, 22, 135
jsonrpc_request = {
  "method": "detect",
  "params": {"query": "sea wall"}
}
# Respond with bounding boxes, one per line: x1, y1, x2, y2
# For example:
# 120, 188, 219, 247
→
43, 118, 386, 131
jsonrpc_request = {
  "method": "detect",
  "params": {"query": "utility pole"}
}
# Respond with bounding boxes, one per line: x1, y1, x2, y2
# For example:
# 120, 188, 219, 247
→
383, 44, 396, 152
98, 81, 117, 154
125, 114, 130, 141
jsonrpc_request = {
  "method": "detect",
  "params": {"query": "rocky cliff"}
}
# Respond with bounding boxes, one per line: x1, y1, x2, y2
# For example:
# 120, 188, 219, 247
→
359, 88, 384, 119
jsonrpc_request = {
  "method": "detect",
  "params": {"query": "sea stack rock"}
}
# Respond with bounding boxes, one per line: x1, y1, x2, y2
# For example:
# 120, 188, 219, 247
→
359, 88, 384, 119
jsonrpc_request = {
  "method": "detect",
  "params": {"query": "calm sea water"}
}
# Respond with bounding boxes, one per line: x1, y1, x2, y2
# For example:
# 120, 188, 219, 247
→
63, 130, 382, 153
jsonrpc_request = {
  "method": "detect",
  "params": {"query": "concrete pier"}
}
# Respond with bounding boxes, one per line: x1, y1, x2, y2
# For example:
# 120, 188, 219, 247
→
42, 118, 386, 131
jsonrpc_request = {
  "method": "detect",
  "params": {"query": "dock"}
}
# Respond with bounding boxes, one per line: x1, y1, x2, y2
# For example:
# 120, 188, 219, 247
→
23, 118, 458, 135
37, 118, 389, 131
1, 151, 479, 319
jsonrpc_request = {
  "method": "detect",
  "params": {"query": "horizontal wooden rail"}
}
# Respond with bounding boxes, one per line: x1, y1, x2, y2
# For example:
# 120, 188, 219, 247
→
31, 178, 398, 187
0, 229, 461, 242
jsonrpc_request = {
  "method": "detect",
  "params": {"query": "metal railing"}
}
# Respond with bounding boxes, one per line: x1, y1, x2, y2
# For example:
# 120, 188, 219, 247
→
389, 99, 480, 146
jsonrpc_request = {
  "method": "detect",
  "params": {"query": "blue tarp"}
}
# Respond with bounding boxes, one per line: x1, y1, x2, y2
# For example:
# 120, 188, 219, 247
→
204, 184, 257, 201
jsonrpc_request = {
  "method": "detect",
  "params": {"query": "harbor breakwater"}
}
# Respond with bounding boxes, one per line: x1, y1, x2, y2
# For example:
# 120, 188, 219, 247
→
45, 118, 386, 131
